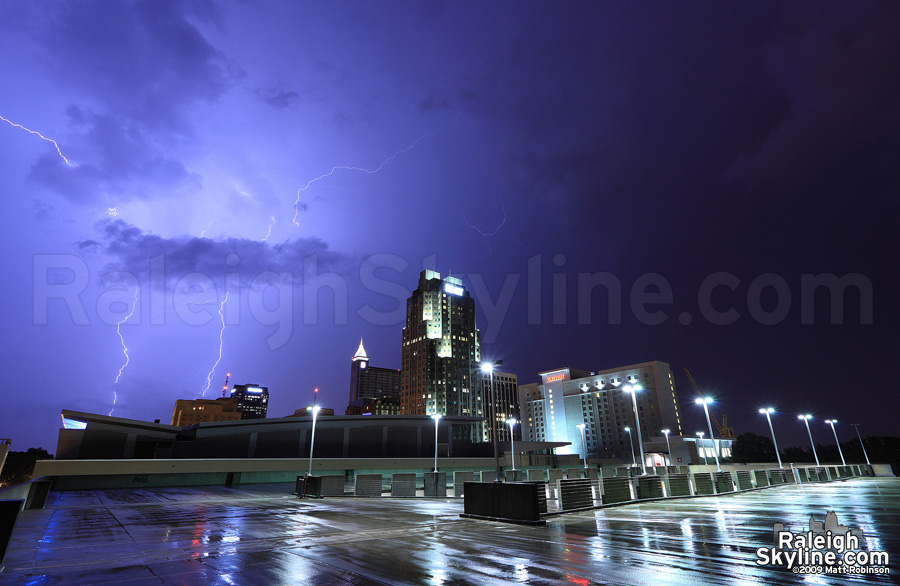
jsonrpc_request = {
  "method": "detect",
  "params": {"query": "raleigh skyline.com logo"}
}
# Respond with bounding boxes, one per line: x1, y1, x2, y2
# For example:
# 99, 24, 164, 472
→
756, 511, 890, 575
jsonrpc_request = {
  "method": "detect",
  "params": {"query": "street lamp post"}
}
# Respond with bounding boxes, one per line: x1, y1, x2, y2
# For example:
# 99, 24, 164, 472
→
851, 423, 871, 466
481, 362, 501, 482
798, 414, 820, 466
506, 418, 517, 471
696, 432, 708, 465
759, 408, 783, 469
825, 419, 846, 466
623, 385, 646, 474
432, 414, 442, 473
695, 398, 721, 472
576, 423, 587, 469
661, 429, 671, 466
306, 405, 321, 478
624, 426, 637, 468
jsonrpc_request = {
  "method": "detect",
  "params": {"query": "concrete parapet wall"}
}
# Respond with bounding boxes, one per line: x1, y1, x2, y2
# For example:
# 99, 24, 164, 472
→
355, 474, 383, 497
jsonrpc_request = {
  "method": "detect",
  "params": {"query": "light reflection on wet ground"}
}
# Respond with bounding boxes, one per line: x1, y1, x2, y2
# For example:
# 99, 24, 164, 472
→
1, 478, 896, 585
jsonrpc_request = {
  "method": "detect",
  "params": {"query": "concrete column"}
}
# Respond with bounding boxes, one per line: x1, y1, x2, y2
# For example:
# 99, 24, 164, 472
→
123, 433, 137, 458
247, 432, 258, 458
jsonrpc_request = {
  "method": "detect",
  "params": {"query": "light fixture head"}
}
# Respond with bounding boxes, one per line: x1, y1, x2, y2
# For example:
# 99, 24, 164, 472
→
432, 414, 442, 421
624, 426, 630, 432
480, 362, 493, 373
661, 428, 670, 435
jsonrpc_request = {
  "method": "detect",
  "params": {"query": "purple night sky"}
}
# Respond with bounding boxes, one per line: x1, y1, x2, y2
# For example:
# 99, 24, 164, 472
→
1, 2, 897, 453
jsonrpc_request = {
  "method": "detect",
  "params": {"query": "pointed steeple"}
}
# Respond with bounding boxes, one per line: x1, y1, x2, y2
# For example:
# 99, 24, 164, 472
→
353, 337, 368, 361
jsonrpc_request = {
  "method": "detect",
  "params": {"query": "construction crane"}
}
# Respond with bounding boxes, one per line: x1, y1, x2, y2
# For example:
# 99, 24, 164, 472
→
683, 368, 735, 438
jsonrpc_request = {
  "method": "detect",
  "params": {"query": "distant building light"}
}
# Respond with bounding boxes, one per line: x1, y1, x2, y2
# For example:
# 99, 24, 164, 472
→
444, 283, 464, 296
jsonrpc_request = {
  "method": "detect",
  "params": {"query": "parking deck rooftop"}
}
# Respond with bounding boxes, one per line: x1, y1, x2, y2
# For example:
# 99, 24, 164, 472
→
1, 477, 897, 585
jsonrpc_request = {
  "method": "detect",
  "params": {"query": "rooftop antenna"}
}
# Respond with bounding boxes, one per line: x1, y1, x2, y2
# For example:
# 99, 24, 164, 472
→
222, 372, 231, 398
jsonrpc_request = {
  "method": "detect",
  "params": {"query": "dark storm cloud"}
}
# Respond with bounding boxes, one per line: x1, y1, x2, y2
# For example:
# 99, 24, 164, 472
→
256, 61, 351, 109
258, 88, 301, 110
82, 220, 347, 285
23, 1, 242, 202
29, 107, 202, 203
40, 0, 241, 128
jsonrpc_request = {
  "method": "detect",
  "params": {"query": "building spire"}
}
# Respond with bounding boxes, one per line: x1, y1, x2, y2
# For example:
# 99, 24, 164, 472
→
353, 337, 368, 360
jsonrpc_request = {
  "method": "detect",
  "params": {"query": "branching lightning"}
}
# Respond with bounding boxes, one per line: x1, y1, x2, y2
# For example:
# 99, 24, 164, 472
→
262, 215, 276, 241
111, 288, 140, 416
200, 293, 229, 397
459, 200, 508, 257
0, 114, 74, 166
291, 114, 460, 226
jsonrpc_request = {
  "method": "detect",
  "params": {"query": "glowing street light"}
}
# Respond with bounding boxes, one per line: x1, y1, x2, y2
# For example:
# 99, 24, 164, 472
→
798, 414, 820, 466
661, 429, 671, 466
851, 423, 871, 466
576, 423, 587, 469
623, 385, 646, 474
696, 431, 708, 465
432, 414, 442, 473
695, 397, 721, 472
481, 361, 502, 482
306, 405, 322, 478
507, 418, 517, 471
624, 426, 637, 468
758, 408, 783, 469
824, 419, 846, 466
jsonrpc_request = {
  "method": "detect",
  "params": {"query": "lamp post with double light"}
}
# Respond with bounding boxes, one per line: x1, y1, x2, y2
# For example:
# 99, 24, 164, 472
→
695, 397, 721, 472
696, 431, 708, 465
623, 385, 646, 474
759, 408, 783, 469
481, 361, 502, 481
506, 418, 517, 471
432, 414, 442, 472
851, 423, 871, 466
824, 419, 846, 466
798, 414, 820, 466
576, 423, 587, 469
306, 405, 321, 478
661, 428, 671, 466
624, 426, 636, 468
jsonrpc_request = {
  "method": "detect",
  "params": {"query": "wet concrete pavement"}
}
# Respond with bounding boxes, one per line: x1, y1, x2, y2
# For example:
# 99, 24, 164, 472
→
2, 477, 896, 585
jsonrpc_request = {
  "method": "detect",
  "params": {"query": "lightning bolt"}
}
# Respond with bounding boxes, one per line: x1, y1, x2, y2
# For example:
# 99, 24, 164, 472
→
459, 200, 507, 257
262, 215, 276, 241
291, 113, 460, 226
200, 219, 215, 238
111, 288, 140, 416
108, 207, 119, 217
200, 293, 228, 397
0, 114, 74, 166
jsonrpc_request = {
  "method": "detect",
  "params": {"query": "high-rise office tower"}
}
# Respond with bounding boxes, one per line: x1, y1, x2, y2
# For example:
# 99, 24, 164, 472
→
480, 369, 520, 442
346, 338, 401, 414
230, 384, 269, 419
400, 270, 482, 438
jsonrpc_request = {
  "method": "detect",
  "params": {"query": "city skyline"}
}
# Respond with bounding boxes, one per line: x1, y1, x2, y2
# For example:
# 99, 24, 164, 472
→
2, 2, 898, 453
